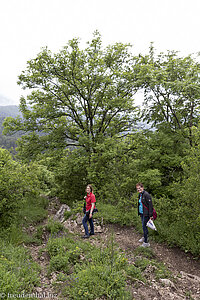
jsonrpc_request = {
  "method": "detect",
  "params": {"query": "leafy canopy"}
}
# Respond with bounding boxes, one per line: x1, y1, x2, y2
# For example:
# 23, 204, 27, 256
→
4, 31, 139, 159
132, 46, 200, 145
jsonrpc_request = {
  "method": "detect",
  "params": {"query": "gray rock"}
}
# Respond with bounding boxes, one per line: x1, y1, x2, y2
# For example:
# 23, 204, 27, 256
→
160, 278, 176, 289
53, 204, 71, 222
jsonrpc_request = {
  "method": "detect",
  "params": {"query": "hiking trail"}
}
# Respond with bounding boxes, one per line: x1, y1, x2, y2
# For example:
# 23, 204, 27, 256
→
27, 198, 200, 300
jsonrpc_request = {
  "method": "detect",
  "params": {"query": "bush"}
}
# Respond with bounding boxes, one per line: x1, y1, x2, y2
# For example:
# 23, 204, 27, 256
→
95, 202, 138, 226
50, 254, 70, 273
61, 237, 131, 299
45, 218, 64, 235
0, 148, 52, 229
63, 265, 131, 300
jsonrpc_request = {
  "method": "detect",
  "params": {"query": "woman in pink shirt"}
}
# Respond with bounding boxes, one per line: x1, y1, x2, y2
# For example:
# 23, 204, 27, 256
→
82, 184, 96, 238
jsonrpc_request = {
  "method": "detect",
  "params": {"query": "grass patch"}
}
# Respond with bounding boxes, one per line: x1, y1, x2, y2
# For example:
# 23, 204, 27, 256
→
133, 246, 155, 259
134, 255, 172, 280
0, 195, 49, 246
19, 195, 49, 226
45, 217, 65, 235
44, 223, 174, 299
126, 264, 145, 282
47, 234, 132, 299
0, 240, 40, 296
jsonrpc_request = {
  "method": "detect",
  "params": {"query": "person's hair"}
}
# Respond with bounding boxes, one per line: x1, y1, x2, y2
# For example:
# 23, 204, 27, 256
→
136, 182, 144, 188
86, 184, 93, 193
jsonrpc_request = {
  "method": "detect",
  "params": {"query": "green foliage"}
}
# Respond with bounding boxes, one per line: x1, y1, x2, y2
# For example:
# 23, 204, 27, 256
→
126, 264, 145, 282
54, 148, 88, 203
134, 48, 200, 146
134, 248, 172, 280
133, 246, 155, 259
45, 218, 65, 235
87, 136, 138, 203
0, 147, 54, 249
0, 148, 28, 227
4, 32, 138, 161
95, 202, 137, 226
150, 125, 200, 255
46, 236, 78, 258
0, 241, 40, 295
2, 34, 200, 265
0, 106, 22, 152
64, 210, 73, 219
63, 264, 130, 300
18, 195, 48, 226
46, 229, 172, 300
133, 130, 188, 196
48, 234, 131, 300
50, 254, 70, 273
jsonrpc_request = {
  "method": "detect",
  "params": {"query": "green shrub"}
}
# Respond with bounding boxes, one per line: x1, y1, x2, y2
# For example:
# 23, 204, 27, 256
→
50, 254, 70, 273
126, 265, 145, 282
64, 210, 73, 219
133, 246, 155, 259
45, 218, 64, 235
133, 256, 172, 281
46, 236, 76, 258
48, 233, 131, 299
95, 202, 137, 226
134, 257, 151, 271
0, 148, 51, 233
63, 264, 131, 300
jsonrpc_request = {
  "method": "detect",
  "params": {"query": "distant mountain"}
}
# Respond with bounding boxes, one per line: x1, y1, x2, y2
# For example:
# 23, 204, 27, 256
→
0, 105, 22, 152
0, 105, 21, 118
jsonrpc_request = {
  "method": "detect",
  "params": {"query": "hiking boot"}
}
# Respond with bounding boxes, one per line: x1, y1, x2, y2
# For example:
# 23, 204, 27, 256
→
89, 232, 95, 236
82, 235, 90, 238
141, 242, 150, 248
139, 237, 144, 242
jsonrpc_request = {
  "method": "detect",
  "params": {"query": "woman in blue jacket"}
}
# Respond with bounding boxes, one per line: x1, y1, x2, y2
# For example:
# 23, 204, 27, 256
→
136, 182, 153, 247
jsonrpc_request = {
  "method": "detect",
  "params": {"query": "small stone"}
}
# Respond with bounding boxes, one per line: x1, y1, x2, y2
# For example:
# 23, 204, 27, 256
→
160, 279, 176, 289
95, 226, 103, 233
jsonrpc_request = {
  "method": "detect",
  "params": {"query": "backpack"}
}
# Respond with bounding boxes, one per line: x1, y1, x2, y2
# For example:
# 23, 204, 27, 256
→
143, 203, 157, 220
152, 208, 157, 220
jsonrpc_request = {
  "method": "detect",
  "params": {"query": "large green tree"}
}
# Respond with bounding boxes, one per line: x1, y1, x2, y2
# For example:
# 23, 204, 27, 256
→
132, 47, 200, 146
3, 32, 139, 160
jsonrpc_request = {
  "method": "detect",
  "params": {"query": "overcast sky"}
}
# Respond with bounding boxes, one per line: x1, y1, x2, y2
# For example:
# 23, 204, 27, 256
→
0, 0, 200, 105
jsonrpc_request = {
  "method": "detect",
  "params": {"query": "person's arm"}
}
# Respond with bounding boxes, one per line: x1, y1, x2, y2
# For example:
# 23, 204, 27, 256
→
89, 203, 95, 218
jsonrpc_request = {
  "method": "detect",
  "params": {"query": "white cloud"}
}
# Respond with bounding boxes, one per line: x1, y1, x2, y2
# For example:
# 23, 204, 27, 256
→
0, 0, 200, 105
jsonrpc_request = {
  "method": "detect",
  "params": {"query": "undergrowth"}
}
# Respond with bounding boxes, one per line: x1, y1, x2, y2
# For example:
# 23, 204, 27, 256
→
43, 222, 172, 300
0, 241, 40, 298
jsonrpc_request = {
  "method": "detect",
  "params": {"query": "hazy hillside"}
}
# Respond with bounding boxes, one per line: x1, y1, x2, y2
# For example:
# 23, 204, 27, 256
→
0, 105, 21, 118
0, 105, 21, 133
0, 105, 22, 151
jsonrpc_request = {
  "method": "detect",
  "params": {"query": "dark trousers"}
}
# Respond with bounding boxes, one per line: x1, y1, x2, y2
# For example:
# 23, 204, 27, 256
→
82, 213, 94, 236
140, 214, 149, 243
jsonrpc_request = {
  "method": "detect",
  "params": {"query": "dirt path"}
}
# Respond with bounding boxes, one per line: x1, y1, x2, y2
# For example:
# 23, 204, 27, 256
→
108, 224, 200, 300
27, 201, 200, 300
26, 198, 60, 300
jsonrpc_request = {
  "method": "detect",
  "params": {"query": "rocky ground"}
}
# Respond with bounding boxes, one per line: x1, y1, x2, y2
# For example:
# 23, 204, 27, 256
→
109, 224, 200, 300
27, 199, 200, 300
